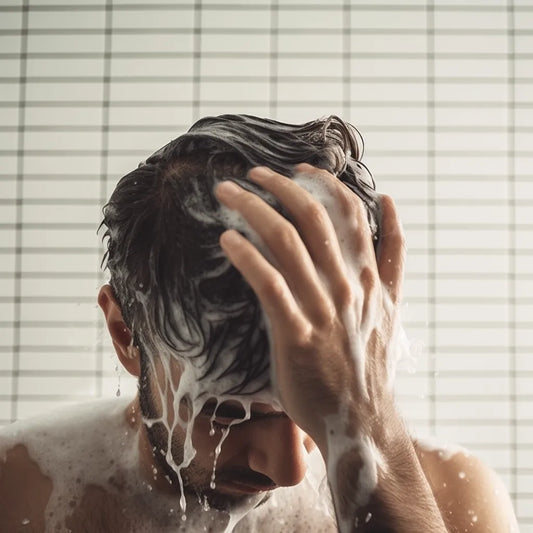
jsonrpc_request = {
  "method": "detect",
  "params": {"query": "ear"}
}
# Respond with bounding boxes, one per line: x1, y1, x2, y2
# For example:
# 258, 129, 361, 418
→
98, 284, 141, 377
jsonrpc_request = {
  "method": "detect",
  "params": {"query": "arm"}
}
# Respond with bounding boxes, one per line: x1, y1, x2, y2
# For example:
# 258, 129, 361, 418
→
216, 164, 518, 532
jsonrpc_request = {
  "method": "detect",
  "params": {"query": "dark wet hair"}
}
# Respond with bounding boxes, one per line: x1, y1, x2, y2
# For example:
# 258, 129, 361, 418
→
100, 114, 379, 395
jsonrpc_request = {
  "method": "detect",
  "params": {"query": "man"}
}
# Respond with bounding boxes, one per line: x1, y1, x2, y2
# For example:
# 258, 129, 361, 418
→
0, 115, 518, 532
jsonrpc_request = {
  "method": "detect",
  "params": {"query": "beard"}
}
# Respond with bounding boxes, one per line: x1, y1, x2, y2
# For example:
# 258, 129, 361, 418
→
138, 358, 273, 512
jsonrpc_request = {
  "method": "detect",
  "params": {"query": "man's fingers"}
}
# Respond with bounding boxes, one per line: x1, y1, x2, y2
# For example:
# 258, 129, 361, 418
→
377, 195, 405, 304
216, 181, 331, 324
219, 229, 310, 335
248, 165, 373, 308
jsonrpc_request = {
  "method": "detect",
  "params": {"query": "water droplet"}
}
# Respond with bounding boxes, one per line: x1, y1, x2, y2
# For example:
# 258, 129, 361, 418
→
210, 481, 216, 490
458, 471, 466, 479
365, 512, 372, 523
21, 518, 30, 526
209, 428, 215, 437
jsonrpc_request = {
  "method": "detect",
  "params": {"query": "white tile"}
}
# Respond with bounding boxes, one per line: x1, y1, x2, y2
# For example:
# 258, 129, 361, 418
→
352, 57, 428, 78
434, 278, 510, 299
434, 131, 509, 153
202, 33, 270, 53
200, 80, 269, 101
26, 82, 102, 103
437, 375, 510, 396
25, 106, 103, 127
20, 301, 98, 322
17, 375, 97, 396
19, 327, 98, 348
350, 33, 426, 54
435, 302, 509, 322
278, 8, 342, 30
435, 252, 508, 274
24, 131, 103, 152
201, 56, 271, 78
435, 228, 510, 249
351, 104, 428, 128
0, 35, 21, 54
108, 105, 192, 128
277, 80, 343, 102
516, 34, 533, 55
435, 352, 511, 372
112, 33, 193, 53
28, 9, 105, 29
20, 276, 100, 298
0, 58, 20, 77
278, 33, 342, 54
202, 8, 270, 30
434, 105, 507, 128
364, 131, 429, 154
23, 155, 102, 176
434, 10, 507, 30
27, 57, 104, 78
21, 227, 100, 248
435, 58, 508, 78
0, 82, 19, 103
435, 326, 509, 348
349, 9, 426, 30
0, 132, 18, 152
0, 11, 22, 31
434, 33, 508, 55
111, 56, 194, 77
112, 8, 194, 29
278, 57, 343, 78
27, 34, 105, 54
351, 80, 427, 102
435, 202, 508, 225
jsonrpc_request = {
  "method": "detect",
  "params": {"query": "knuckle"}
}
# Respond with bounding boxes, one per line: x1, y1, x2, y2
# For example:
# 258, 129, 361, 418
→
335, 277, 354, 309
273, 221, 299, 251
304, 200, 328, 226
260, 272, 286, 301
337, 188, 365, 218
359, 266, 377, 292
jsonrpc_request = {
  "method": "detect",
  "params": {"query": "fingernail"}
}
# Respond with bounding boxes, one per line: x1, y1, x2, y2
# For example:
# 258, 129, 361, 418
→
220, 230, 242, 246
217, 180, 241, 197
250, 166, 273, 180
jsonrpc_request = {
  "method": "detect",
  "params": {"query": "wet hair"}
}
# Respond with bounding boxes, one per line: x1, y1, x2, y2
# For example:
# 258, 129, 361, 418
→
100, 114, 379, 395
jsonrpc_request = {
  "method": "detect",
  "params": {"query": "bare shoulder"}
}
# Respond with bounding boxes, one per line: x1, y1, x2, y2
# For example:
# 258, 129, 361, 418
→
0, 398, 135, 532
413, 438, 519, 533
0, 439, 52, 532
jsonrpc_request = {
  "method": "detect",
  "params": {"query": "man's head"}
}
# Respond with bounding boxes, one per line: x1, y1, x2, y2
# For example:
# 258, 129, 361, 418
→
98, 114, 379, 511
100, 114, 378, 394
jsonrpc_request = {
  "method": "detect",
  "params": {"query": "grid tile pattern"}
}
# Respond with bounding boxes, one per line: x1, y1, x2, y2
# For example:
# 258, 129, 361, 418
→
1, 1, 532, 527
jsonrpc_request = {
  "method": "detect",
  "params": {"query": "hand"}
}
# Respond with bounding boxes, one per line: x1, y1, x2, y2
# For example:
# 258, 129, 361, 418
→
215, 164, 405, 450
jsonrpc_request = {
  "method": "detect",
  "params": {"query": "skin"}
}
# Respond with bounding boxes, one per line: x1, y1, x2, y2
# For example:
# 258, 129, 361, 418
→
0, 164, 519, 532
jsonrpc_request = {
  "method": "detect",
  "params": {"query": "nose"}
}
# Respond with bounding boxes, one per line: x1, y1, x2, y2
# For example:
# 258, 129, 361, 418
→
246, 416, 310, 487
